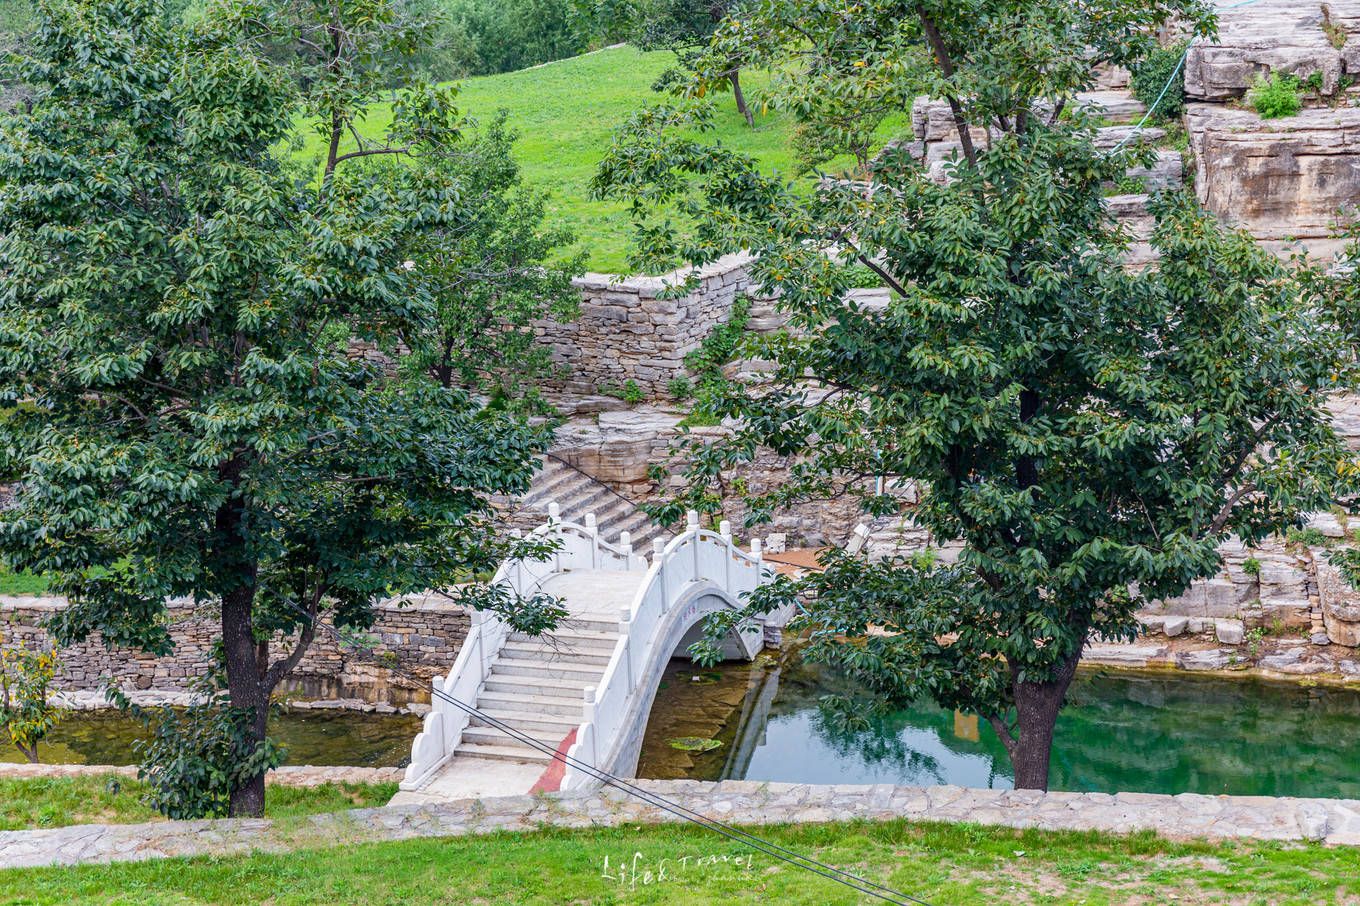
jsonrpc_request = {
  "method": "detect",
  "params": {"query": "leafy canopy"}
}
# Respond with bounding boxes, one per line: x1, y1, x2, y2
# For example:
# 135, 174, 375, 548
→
595, 0, 1349, 784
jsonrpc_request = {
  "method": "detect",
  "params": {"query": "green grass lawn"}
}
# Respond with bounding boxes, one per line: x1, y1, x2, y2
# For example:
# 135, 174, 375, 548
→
1, 817, 1357, 905
0, 775, 397, 831
0, 569, 49, 596
297, 46, 809, 273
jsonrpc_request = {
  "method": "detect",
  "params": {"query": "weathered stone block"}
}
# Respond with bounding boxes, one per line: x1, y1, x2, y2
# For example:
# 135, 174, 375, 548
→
1185, 104, 1360, 243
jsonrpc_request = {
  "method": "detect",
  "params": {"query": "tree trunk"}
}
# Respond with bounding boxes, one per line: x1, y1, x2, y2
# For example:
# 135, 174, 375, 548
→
728, 68, 754, 127
215, 478, 268, 818
1006, 648, 1083, 791
222, 579, 268, 817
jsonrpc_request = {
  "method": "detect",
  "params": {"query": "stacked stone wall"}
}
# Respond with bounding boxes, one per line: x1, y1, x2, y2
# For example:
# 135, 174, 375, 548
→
539, 254, 765, 396
0, 595, 467, 704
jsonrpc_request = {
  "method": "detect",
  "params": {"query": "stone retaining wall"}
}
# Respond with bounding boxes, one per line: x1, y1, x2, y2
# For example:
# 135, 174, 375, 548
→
0, 763, 404, 788
542, 254, 764, 396
0, 594, 468, 704
3, 778, 1358, 869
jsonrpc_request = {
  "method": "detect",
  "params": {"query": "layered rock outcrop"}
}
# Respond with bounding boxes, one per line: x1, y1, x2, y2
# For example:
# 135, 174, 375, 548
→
1184, 0, 1360, 100
1186, 103, 1360, 255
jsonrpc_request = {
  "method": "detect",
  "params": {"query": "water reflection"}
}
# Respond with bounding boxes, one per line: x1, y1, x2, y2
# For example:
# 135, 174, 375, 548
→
638, 649, 1360, 798
1, 708, 423, 767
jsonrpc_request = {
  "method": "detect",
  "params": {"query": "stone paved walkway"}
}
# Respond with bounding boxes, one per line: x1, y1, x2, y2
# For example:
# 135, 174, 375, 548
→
2, 779, 1358, 870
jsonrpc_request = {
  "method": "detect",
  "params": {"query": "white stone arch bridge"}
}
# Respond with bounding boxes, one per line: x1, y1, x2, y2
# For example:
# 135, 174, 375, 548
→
399, 507, 784, 799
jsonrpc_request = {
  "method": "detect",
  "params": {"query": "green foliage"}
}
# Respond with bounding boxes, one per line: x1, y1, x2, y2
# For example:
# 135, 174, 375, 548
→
1304, 71, 1325, 94
597, 0, 1349, 788
0, 634, 63, 763
107, 680, 284, 820
0, 569, 52, 596
441, 0, 588, 76
1249, 72, 1303, 118
1245, 626, 1266, 658
667, 374, 693, 399
621, 379, 644, 403
1129, 40, 1188, 120
398, 109, 584, 411
296, 46, 802, 272
1241, 556, 1260, 576
0, 0, 551, 814
683, 296, 751, 390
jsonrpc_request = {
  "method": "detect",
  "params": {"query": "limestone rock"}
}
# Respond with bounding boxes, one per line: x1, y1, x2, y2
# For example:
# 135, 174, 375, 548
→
1185, 104, 1360, 244
1177, 649, 1231, 670
1317, 561, 1360, 647
1184, 0, 1358, 100
1163, 615, 1189, 638
1214, 619, 1246, 645
552, 408, 683, 485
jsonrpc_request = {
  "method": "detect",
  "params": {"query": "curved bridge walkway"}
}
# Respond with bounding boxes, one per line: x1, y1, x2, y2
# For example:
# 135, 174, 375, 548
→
394, 507, 777, 804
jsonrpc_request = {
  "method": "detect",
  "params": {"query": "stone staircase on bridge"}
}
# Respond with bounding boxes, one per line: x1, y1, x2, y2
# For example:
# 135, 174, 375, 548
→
454, 571, 641, 765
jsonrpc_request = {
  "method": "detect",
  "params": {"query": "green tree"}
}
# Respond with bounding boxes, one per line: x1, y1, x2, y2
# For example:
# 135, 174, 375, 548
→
0, 633, 63, 763
596, 0, 1349, 789
400, 111, 584, 409
0, 0, 551, 816
637, 0, 754, 126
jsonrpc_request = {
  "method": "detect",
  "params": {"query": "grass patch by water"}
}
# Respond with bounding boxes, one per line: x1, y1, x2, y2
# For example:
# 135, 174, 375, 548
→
1, 816, 1357, 904
0, 775, 397, 831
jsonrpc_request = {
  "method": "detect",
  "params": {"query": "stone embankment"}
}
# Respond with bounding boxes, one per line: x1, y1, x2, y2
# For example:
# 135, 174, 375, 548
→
0, 593, 466, 705
0, 763, 403, 787
2, 778, 1358, 870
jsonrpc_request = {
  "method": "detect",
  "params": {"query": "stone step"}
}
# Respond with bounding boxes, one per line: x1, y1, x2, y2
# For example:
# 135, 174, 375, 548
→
499, 641, 613, 666
477, 689, 585, 717
468, 708, 581, 736
453, 741, 554, 765
507, 627, 619, 651
461, 724, 572, 751
491, 661, 605, 683
520, 467, 591, 508
483, 672, 595, 696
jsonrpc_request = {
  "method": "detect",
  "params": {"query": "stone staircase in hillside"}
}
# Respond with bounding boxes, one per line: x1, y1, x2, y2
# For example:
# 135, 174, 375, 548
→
516, 456, 673, 551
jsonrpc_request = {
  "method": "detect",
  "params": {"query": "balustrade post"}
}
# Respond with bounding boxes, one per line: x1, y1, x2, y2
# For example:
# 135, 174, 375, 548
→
586, 512, 599, 568
687, 510, 700, 576
620, 607, 634, 687
583, 686, 598, 766
653, 538, 668, 611
720, 520, 732, 589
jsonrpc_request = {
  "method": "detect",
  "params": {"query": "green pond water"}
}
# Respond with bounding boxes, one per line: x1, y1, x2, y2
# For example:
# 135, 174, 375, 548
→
638, 650, 1360, 799
2, 709, 423, 768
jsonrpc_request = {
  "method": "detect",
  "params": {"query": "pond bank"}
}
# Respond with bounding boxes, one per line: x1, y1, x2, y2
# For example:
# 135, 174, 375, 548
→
2, 777, 1358, 870
0, 764, 404, 787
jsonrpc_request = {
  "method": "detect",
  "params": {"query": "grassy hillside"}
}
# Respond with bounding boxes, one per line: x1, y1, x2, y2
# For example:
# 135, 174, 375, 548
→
299, 47, 803, 273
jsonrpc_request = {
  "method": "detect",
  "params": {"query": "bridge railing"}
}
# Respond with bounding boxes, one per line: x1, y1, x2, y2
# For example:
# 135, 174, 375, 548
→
563, 511, 766, 790
400, 503, 647, 790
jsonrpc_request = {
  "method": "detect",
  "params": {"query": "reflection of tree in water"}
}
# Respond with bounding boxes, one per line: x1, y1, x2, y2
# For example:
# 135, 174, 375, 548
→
640, 648, 1360, 798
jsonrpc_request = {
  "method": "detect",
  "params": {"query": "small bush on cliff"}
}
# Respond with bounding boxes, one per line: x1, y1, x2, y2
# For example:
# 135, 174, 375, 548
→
1131, 40, 1189, 120
0, 634, 63, 763
1249, 72, 1303, 118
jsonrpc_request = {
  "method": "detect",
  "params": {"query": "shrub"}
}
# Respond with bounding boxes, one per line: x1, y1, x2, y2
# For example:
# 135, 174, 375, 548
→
1130, 41, 1189, 120
668, 375, 693, 399
1241, 556, 1260, 576
0, 635, 62, 763
622, 379, 644, 404
1249, 72, 1303, 118
108, 677, 285, 820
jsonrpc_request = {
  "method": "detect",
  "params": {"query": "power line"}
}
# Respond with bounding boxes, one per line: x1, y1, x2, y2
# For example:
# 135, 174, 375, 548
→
279, 598, 939, 906
1109, 0, 1262, 153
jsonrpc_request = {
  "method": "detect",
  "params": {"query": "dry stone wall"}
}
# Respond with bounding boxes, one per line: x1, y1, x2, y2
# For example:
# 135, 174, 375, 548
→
538, 254, 766, 396
0, 594, 468, 703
